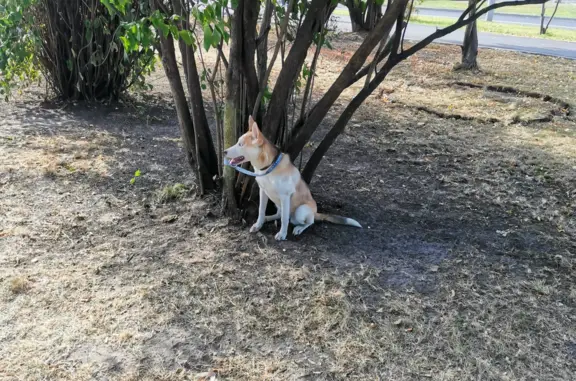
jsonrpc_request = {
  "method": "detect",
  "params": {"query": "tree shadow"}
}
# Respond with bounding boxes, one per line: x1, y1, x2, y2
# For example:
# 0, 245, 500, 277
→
2, 97, 575, 379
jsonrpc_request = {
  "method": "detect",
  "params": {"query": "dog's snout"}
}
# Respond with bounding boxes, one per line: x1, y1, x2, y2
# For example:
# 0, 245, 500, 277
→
223, 150, 228, 156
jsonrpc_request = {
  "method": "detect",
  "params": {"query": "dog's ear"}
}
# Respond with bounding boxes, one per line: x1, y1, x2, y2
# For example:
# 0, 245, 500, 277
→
248, 115, 255, 131
251, 118, 263, 144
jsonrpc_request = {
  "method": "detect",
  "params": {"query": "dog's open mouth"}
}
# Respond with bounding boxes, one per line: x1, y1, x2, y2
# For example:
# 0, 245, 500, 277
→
229, 156, 245, 166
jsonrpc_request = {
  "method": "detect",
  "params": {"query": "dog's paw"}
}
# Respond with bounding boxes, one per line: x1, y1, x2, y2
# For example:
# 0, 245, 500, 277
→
292, 225, 306, 236
250, 223, 262, 233
274, 231, 287, 241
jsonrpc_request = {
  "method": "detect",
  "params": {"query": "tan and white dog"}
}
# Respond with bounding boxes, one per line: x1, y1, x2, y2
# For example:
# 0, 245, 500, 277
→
224, 116, 361, 241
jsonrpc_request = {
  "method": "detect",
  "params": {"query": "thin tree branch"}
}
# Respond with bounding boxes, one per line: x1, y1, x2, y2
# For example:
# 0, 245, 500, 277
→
285, 0, 409, 157
544, 0, 561, 32
402, 0, 548, 59
251, 0, 296, 118
301, 24, 324, 120
300, 0, 551, 182
401, 0, 415, 52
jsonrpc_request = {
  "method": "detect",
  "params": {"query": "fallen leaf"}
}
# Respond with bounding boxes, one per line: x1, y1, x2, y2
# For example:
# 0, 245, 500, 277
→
195, 371, 218, 381
161, 215, 178, 223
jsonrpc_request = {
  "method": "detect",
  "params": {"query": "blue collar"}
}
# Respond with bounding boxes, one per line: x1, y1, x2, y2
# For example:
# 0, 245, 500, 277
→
225, 153, 283, 177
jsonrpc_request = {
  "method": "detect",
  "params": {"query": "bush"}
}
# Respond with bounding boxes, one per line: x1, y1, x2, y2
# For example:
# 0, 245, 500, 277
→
0, 0, 156, 101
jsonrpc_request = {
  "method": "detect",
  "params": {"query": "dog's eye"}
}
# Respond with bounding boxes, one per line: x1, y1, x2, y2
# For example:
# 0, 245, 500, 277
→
239, 142, 244, 147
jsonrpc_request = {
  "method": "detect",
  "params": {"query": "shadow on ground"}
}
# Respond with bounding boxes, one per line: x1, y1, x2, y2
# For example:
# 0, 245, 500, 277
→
1, 87, 575, 379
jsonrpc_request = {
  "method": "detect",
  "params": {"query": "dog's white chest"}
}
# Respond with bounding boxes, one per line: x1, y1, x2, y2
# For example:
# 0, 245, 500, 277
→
256, 175, 295, 204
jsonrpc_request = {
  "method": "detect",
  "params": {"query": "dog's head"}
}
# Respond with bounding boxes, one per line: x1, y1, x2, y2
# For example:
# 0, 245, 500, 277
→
224, 116, 265, 166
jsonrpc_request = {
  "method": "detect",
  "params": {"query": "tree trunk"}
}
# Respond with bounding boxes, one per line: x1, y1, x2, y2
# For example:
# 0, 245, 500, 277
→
346, 0, 366, 31
458, 0, 479, 70
540, 3, 546, 34
345, 0, 383, 31
222, 0, 245, 215
365, 0, 383, 30
241, 0, 261, 120
157, 32, 214, 190
172, 0, 218, 192
257, 0, 273, 84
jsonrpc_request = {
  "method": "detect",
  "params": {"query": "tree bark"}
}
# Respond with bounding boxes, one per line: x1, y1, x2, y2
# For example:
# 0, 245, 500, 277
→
257, 0, 273, 84
345, 0, 383, 31
458, 0, 479, 70
156, 32, 215, 190
241, 0, 261, 120
346, 0, 366, 31
171, 0, 218, 192
540, 2, 546, 34
222, 0, 245, 215
365, 0, 383, 30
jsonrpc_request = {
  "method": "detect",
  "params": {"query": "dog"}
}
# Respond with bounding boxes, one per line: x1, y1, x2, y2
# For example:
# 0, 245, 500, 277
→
224, 116, 361, 241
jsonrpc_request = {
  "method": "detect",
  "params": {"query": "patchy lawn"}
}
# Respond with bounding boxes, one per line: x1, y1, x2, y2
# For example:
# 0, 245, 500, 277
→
418, 0, 576, 18
1, 40, 575, 381
409, 15, 576, 42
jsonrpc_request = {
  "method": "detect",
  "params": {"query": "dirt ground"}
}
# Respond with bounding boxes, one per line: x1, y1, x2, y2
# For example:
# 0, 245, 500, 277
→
1, 39, 576, 381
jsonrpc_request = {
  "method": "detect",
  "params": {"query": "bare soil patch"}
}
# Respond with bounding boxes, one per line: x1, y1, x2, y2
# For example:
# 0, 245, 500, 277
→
1, 41, 576, 380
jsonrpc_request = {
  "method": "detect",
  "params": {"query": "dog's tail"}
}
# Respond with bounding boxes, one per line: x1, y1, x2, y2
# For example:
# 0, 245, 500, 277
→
315, 213, 362, 228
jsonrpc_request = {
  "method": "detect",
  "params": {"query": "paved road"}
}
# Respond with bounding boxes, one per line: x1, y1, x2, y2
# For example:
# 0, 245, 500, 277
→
417, 7, 576, 29
331, 15, 576, 60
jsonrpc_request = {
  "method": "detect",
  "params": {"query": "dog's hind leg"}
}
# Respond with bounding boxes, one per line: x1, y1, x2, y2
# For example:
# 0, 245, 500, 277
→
291, 204, 315, 236
265, 210, 281, 222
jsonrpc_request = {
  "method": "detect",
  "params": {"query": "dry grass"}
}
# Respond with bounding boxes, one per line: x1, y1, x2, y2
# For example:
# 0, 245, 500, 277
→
157, 183, 190, 203
1, 40, 575, 380
1, 133, 114, 178
8, 277, 31, 294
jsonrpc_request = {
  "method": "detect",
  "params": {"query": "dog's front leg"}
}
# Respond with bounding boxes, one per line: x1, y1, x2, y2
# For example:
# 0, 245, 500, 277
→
250, 187, 268, 233
275, 194, 290, 241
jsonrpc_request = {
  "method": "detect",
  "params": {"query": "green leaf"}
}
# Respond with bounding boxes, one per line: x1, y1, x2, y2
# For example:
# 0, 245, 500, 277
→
85, 26, 93, 43
169, 24, 178, 39
205, 6, 214, 21
130, 177, 136, 184
159, 23, 170, 38
179, 30, 194, 46
100, 0, 115, 15
211, 28, 221, 48
150, 12, 170, 37
203, 24, 212, 51
134, 169, 141, 177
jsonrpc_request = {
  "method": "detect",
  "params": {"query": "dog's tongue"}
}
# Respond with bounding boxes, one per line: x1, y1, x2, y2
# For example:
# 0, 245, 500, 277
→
229, 156, 245, 166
